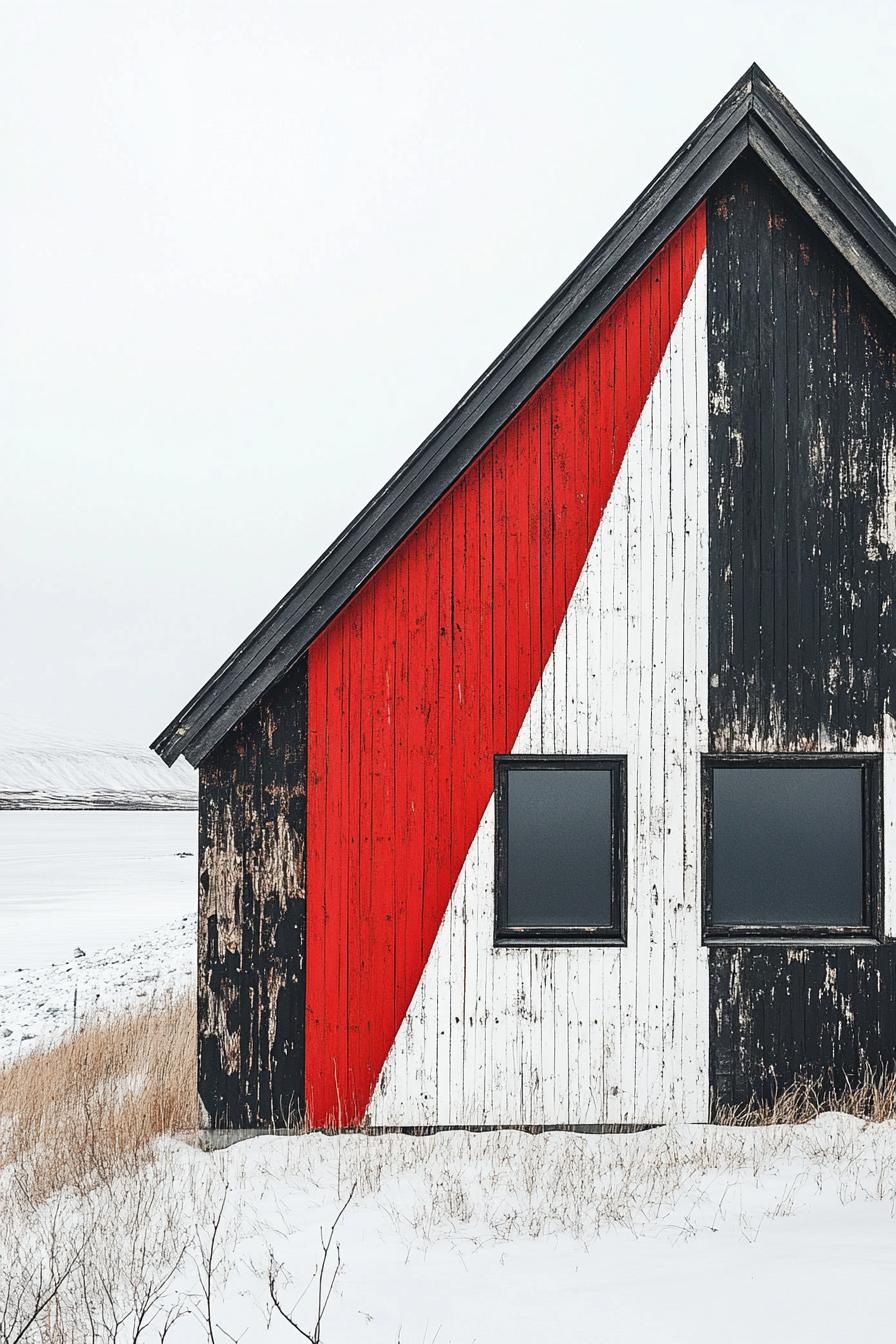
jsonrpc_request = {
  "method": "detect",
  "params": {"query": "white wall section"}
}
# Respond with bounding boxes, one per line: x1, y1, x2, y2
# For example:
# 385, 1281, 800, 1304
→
369, 258, 710, 1126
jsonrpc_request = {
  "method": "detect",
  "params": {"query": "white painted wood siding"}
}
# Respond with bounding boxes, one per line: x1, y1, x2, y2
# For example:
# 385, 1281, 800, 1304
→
368, 259, 710, 1126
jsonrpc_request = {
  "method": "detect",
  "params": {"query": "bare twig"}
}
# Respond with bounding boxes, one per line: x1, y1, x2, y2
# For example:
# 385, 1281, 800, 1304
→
267, 1183, 357, 1343
194, 1183, 230, 1344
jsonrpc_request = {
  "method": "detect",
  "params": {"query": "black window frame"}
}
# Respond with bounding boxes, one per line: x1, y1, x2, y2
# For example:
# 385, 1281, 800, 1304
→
702, 752, 883, 943
494, 754, 627, 948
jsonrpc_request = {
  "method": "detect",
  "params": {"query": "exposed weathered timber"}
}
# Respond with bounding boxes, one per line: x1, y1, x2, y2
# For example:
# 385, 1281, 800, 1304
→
708, 152, 896, 752
709, 946, 896, 1110
706, 156, 896, 1106
198, 658, 307, 1129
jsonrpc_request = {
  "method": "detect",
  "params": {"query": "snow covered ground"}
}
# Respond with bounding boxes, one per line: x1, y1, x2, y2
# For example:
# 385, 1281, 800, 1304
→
169, 1117, 896, 1342
8, 1113, 896, 1343
0, 809, 196, 972
5, 919, 893, 1344
0, 810, 196, 1060
0, 712, 196, 808
0, 911, 194, 1063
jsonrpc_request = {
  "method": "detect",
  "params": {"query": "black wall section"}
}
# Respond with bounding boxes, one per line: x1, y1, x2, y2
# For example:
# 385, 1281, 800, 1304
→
197, 658, 307, 1128
710, 946, 896, 1109
707, 153, 896, 753
707, 155, 896, 1107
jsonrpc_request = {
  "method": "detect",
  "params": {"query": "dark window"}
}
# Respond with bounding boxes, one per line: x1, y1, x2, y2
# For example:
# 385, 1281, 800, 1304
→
703, 755, 882, 939
494, 756, 626, 946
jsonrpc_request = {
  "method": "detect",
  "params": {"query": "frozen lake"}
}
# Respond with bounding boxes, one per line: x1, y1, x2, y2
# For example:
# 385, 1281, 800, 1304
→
0, 810, 196, 971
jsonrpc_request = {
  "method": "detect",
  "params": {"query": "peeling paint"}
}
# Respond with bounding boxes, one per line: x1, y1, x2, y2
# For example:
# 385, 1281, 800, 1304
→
708, 158, 896, 756
711, 946, 896, 1110
710, 359, 731, 415
198, 659, 308, 1129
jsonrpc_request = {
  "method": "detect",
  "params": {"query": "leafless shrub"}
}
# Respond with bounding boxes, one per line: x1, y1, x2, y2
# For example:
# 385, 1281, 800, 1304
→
194, 1182, 231, 1344
268, 1182, 356, 1343
0, 1151, 215, 1343
0, 1197, 86, 1344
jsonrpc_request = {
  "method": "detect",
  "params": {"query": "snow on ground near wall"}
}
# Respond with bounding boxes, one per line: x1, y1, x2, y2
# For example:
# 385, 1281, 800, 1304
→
0, 810, 197, 973
28, 1116, 896, 1343
0, 913, 195, 1063
0, 808, 196, 1058
200, 1120, 896, 1343
0, 712, 196, 807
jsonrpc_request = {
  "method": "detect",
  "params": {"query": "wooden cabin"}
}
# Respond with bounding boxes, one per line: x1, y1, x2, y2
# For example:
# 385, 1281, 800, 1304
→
153, 66, 896, 1130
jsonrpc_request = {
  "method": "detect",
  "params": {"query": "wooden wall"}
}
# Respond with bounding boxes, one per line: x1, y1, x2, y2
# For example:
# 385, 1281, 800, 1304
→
706, 155, 896, 1109
195, 151, 896, 1130
305, 212, 708, 1128
707, 152, 896, 753
198, 661, 307, 1128
369, 256, 710, 1125
710, 946, 896, 1107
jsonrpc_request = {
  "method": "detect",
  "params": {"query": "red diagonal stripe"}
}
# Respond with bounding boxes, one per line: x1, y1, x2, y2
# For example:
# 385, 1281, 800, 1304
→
305, 208, 706, 1128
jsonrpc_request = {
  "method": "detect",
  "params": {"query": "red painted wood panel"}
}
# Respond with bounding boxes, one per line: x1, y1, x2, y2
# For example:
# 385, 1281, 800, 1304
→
306, 209, 707, 1128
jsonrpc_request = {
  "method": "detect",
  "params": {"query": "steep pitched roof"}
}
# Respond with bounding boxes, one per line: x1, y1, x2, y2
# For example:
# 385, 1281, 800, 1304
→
153, 64, 896, 765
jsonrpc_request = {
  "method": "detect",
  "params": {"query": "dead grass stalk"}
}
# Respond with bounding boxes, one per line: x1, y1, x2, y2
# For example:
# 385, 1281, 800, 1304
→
716, 1067, 896, 1127
0, 992, 193, 1200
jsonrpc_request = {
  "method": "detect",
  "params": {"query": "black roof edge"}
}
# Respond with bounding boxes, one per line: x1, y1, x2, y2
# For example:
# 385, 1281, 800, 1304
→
152, 63, 896, 765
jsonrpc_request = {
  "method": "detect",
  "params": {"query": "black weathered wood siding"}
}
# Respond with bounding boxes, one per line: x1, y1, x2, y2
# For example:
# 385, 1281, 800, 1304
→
197, 657, 308, 1128
707, 154, 896, 1109
710, 946, 896, 1108
708, 152, 896, 753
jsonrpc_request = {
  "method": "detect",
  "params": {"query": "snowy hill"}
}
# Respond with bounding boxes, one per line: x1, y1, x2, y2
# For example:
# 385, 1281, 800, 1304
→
0, 715, 196, 809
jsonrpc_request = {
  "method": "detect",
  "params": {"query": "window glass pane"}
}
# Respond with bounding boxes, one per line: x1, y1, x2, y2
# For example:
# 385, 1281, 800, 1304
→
506, 767, 612, 928
711, 766, 864, 927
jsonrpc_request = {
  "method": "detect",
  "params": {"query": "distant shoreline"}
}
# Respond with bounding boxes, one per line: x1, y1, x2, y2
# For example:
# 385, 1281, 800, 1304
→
0, 794, 197, 812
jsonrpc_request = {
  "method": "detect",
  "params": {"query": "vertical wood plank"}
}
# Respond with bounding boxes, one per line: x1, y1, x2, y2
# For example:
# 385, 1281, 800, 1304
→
198, 659, 307, 1128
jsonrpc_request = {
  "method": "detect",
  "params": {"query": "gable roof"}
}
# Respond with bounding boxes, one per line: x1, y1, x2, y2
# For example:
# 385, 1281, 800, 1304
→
153, 64, 896, 766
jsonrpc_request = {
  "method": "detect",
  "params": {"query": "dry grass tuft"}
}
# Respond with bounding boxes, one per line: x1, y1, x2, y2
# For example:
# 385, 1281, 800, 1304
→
0, 992, 194, 1200
717, 1067, 896, 1127
0, 996, 205, 1341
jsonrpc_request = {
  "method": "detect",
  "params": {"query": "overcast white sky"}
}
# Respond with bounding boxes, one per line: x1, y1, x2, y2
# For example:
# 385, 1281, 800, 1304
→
1, 1, 893, 750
